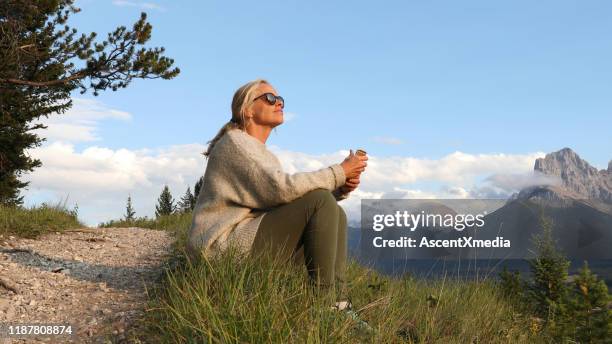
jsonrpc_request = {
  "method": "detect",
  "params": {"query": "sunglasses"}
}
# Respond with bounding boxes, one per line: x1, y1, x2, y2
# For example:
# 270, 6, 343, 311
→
253, 93, 285, 108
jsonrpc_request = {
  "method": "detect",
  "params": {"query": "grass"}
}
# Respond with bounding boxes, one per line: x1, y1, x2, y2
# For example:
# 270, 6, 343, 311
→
1, 205, 551, 342
122, 215, 548, 343
133, 248, 546, 343
0, 202, 85, 238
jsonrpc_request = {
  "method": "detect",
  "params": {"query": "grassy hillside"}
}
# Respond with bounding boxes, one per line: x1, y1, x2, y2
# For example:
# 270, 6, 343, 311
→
137, 248, 544, 343
0, 206, 569, 342
119, 213, 547, 343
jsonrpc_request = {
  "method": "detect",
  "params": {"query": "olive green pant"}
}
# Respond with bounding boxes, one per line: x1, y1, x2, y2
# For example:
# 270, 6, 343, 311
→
250, 189, 347, 293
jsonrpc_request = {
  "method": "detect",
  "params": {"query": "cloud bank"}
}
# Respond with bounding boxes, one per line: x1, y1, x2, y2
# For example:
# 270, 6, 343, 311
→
23, 99, 548, 226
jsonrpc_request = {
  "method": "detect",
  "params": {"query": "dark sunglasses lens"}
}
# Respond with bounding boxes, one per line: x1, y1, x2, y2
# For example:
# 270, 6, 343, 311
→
265, 93, 276, 105
262, 93, 284, 108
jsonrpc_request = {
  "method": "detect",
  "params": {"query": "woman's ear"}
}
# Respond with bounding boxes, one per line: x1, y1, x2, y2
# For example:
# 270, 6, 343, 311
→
244, 107, 254, 120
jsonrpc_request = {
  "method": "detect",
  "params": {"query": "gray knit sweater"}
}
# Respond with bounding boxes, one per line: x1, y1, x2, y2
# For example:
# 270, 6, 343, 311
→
186, 128, 348, 260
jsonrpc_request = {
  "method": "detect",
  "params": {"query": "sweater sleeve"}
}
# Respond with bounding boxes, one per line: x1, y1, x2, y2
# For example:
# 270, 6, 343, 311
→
225, 134, 346, 209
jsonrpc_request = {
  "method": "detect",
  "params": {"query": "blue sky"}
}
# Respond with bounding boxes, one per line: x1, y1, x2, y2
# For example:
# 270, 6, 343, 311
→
23, 0, 612, 225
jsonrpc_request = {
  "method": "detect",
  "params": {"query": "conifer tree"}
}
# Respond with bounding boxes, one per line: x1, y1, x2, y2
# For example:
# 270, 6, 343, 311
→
0, 0, 179, 205
177, 187, 195, 213
194, 176, 204, 200
528, 215, 572, 339
155, 185, 175, 217
569, 262, 612, 342
125, 195, 136, 221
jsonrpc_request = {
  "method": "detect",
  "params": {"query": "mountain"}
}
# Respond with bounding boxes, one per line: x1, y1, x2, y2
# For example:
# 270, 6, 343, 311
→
476, 148, 612, 259
533, 147, 612, 203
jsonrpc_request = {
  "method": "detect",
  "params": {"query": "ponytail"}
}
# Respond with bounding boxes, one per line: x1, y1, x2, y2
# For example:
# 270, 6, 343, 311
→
202, 78, 270, 158
202, 121, 240, 158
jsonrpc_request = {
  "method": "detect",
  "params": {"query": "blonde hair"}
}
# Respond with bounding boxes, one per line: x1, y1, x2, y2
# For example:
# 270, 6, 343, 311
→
203, 79, 270, 157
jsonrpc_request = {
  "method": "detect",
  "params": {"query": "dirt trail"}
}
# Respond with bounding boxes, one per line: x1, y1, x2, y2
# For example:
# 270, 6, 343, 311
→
0, 227, 175, 343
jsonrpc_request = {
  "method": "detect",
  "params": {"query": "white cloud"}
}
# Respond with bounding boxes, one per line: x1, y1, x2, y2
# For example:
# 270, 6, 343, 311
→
483, 171, 561, 192
32, 98, 131, 143
23, 141, 206, 226
470, 171, 562, 198
267, 147, 546, 222
370, 136, 404, 145
112, 0, 165, 11
23, 121, 547, 226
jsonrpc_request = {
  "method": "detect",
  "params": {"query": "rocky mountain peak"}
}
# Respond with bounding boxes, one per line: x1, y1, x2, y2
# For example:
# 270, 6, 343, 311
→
533, 148, 612, 203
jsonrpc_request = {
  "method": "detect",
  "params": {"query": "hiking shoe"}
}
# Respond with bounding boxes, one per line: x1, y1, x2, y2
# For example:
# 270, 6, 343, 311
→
331, 300, 374, 332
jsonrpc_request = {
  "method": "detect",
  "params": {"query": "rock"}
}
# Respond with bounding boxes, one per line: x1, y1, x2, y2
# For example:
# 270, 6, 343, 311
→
534, 148, 612, 202
4, 306, 15, 318
0, 297, 10, 311
29, 299, 36, 306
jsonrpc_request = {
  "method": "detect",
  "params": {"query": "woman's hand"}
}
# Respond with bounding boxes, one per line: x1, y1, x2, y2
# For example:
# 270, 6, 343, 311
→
340, 150, 368, 180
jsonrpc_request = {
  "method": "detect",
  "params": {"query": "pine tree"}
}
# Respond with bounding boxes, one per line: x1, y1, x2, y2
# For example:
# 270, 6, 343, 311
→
499, 266, 524, 300
155, 185, 174, 217
569, 262, 612, 342
194, 176, 204, 201
177, 187, 195, 213
528, 215, 573, 339
125, 195, 136, 221
0, 1, 179, 205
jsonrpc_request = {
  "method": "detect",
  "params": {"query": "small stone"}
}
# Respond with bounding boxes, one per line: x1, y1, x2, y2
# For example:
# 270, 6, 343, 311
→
98, 282, 109, 292
0, 298, 9, 311
102, 308, 112, 315
29, 299, 36, 306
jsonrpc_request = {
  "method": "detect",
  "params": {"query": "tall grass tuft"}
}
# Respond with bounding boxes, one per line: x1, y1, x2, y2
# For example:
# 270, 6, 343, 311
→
0, 201, 84, 238
138, 247, 546, 343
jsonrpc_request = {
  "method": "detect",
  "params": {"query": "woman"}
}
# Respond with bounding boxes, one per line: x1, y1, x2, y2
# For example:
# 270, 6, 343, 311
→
187, 79, 367, 299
